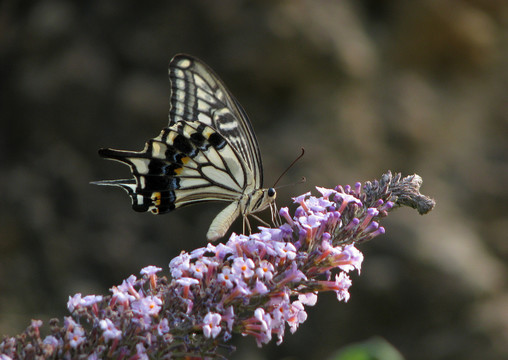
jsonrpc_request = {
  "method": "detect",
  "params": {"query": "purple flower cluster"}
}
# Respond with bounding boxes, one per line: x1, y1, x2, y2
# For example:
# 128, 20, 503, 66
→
0, 173, 434, 359
167, 213, 361, 347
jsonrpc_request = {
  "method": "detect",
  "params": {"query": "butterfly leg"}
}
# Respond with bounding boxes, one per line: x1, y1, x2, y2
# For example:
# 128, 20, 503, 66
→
243, 215, 253, 235
270, 202, 281, 227
249, 214, 271, 228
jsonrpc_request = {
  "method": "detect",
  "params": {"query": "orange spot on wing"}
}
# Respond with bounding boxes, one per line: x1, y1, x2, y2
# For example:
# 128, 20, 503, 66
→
152, 192, 162, 206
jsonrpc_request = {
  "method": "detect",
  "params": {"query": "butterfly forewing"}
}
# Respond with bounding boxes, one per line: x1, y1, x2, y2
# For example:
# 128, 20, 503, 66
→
169, 55, 263, 187
94, 54, 276, 241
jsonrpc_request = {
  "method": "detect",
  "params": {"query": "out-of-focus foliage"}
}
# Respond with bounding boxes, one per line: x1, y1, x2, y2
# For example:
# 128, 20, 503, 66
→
328, 337, 404, 360
1, 1, 507, 359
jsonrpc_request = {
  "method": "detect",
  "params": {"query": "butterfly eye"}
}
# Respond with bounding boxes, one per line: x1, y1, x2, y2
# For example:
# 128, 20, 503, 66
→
268, 188, 276, 197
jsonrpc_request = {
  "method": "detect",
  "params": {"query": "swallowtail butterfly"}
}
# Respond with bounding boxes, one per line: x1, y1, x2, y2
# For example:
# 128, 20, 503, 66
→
94, 54, 276, 241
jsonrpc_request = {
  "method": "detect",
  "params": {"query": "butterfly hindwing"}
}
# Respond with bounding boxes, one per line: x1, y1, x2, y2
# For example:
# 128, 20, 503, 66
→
96, 121, 252, 214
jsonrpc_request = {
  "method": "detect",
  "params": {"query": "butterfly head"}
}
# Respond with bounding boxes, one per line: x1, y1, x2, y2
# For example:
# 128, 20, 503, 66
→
251, 187, 276, 214
262, 187, 277, 209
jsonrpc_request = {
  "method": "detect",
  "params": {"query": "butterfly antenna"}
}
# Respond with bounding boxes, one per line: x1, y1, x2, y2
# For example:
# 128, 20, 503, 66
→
272, 148, 305, 188
274, 177, 306, 190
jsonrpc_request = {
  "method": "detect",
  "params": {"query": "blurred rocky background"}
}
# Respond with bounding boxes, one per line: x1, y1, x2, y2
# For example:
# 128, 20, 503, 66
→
1, 1, 507, 359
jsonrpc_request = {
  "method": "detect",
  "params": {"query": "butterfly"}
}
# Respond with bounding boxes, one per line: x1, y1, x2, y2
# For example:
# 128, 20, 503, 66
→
93, 54, 276, 241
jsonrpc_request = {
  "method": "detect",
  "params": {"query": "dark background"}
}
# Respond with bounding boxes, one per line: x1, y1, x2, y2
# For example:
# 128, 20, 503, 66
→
1, 1, 507, 359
